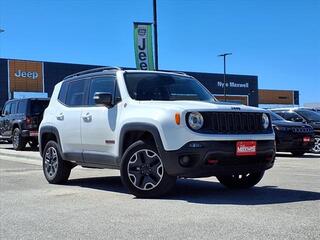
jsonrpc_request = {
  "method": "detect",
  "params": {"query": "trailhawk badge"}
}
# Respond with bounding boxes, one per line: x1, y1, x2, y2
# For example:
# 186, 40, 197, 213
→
236, 141, 257, 156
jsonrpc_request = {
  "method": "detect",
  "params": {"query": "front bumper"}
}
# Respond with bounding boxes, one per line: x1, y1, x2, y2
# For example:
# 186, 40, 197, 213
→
160, 140, 275, 178
275, 132, 315, 152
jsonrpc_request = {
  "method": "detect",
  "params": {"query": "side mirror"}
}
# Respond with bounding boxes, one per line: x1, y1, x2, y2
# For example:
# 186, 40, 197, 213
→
94, 92, 113, 107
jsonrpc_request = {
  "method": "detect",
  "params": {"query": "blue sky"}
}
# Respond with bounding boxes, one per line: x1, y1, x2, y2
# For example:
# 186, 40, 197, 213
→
0, 0, 319, 104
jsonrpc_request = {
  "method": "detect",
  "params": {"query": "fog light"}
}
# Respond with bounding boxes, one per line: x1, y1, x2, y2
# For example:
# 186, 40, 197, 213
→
179, 156, 191, 167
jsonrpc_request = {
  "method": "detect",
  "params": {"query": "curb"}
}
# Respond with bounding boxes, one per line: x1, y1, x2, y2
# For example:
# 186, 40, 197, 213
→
0, 148, 41, 161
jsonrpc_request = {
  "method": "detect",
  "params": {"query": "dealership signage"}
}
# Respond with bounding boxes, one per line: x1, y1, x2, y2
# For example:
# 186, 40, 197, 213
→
133, 22, 154, 70
14, 70, 39, 80
217, 81, 249, 89
8, 60, 44, 98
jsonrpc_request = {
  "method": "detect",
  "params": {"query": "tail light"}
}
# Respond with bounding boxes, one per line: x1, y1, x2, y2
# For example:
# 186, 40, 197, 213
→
26, 117, 32, 125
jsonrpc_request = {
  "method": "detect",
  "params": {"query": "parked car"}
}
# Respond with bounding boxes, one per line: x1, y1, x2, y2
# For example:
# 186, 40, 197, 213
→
39, 67, 276, 198
0, 98, 50, 150
269, 111, 314, 156
271, 108, 320, 153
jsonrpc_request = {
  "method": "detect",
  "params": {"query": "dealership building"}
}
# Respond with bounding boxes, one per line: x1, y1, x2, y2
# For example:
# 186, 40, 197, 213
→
0, 58, 299, 108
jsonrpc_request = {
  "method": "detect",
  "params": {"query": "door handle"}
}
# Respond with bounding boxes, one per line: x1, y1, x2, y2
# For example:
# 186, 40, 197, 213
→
56, 113, 64, 121
82, 113, 92, 122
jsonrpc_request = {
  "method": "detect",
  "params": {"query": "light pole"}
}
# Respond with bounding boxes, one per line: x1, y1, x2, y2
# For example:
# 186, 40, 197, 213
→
218, 53, 232, 102
153, 0, 159, 70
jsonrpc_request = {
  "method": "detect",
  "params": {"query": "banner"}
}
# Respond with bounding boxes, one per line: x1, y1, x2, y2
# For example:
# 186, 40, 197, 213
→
134, 22, 154, 70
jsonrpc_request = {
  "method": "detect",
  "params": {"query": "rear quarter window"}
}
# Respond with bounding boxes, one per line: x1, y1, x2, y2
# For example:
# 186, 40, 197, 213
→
17, 100, 27, 114
58, 82, 69, 104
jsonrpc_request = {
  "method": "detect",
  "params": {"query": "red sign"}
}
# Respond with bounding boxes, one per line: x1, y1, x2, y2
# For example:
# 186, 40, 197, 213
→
236, 141, 257, 156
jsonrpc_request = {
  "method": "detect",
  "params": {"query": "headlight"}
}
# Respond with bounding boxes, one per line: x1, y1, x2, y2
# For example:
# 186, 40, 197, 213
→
274, 126, 287, 131
262, 113, 270, 129
188, 112, 204, 130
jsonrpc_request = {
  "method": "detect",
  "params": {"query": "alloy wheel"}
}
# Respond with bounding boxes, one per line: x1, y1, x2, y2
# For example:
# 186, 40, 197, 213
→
312, 137, 320, 153
44, 147, 59, 178
13, 130, 19, 149
127, 149, 163, 191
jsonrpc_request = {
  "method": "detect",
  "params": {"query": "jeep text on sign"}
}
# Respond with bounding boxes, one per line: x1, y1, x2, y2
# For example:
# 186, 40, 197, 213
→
134, 22, 154, 70
8, 60, 44, 94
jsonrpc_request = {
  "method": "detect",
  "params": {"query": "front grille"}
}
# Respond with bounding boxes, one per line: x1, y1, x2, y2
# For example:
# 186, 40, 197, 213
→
194, 112, 268, 134
291, 127, 313, 133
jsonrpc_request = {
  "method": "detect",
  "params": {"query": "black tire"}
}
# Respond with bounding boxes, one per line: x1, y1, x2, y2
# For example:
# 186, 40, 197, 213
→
120, 140, 176, 198
12, 128, 26, 151
291, 151, 305, 157
42, 140, 72, 184
217, 171, 265, 189
29, 140, 39, 150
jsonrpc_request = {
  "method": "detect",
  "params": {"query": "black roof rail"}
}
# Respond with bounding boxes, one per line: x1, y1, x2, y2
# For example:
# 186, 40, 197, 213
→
63, 66, 122, 80
173, 71, 188, 76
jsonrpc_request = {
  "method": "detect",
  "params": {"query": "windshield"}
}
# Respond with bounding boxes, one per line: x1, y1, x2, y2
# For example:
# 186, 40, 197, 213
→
124, 73, 217, 102
269, 111, 284, 121
297, 110, 320, 122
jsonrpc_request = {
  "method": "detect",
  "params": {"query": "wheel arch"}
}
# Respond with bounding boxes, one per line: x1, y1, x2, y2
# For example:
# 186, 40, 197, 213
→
39, 126, 63, 157
118, 123, 165, 164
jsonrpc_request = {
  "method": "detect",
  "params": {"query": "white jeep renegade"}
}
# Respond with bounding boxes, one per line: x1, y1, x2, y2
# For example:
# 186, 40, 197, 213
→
39, 67, 275, 198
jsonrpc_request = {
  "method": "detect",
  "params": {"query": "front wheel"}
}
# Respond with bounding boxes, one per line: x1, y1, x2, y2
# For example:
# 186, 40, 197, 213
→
311, 137, 320, 154
120, 140, 176, 198
217, 171, 265, 189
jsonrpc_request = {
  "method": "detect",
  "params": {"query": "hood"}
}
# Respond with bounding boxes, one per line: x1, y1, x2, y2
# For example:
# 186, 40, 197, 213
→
272, 119, 311, 127
137, 100, 266, 113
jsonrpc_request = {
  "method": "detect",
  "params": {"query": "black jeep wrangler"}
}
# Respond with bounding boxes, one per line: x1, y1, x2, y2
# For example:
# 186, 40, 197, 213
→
0, 98, 50, 150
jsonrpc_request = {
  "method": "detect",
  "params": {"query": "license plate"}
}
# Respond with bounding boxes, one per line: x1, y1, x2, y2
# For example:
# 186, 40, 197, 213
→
303, 136, 310, 142
236, 141, 257, 156
29, 131, 38, 137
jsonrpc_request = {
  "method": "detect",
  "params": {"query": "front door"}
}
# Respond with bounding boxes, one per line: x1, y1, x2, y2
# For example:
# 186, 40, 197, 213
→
0, 102, 11, 137
81, 76, 121, 166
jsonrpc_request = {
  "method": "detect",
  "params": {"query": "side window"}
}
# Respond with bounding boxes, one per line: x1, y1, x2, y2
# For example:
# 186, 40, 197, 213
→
3, 103, 11, 115
65, 80, 88, 107
58, 82, 69, 104
10, 102, 17, 114
17, 100, 27, 114
88, 77, 116, 106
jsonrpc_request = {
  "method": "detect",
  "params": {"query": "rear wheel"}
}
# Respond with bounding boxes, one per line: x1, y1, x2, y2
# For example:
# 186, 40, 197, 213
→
217, 171, 265, 189
43, 140, 72, 184
120, 140, 176, 198
12, 128, 26, 151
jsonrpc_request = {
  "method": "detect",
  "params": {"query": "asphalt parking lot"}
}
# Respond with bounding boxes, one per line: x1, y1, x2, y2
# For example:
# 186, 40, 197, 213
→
0, 143, 319, 240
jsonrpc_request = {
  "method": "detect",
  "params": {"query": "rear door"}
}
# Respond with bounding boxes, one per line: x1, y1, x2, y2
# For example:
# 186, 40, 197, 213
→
55, 79, 89, 160
81, 75, 121, 166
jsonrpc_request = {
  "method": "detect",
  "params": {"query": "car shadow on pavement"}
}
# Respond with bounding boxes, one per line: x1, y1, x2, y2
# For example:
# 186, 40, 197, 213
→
166, 179, 320, 205
2, 145, 39, 152
67, 176, 128, 194
276, 153, 320, 159
66, 176, 320, 205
